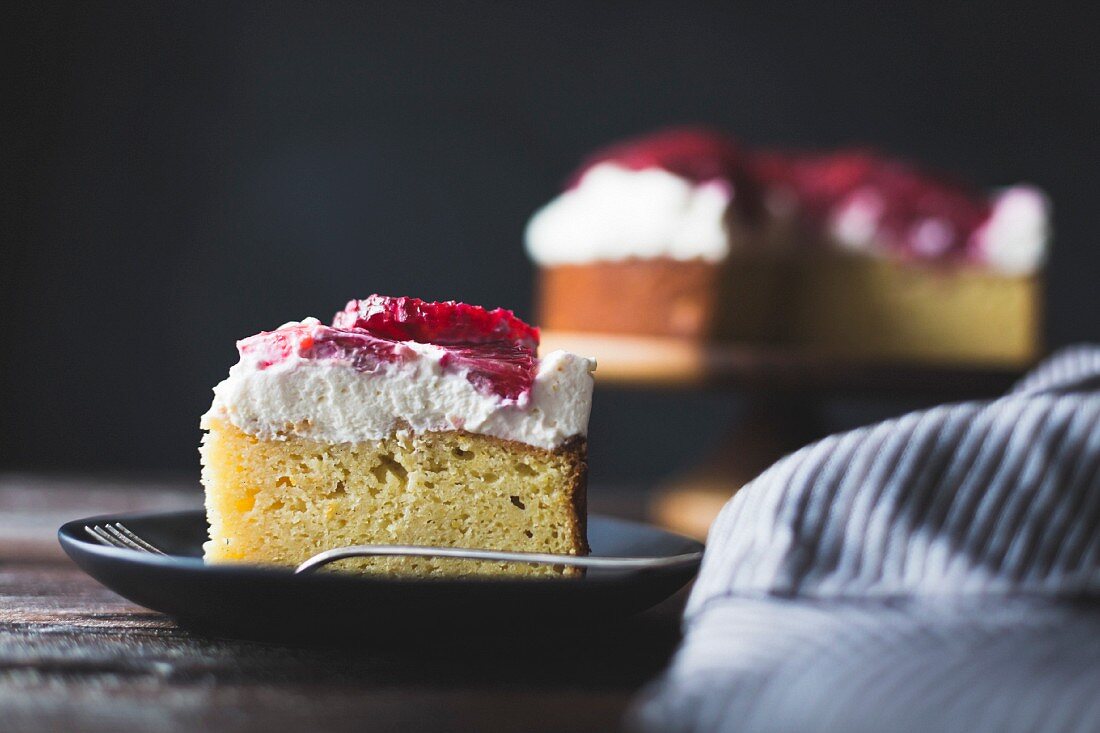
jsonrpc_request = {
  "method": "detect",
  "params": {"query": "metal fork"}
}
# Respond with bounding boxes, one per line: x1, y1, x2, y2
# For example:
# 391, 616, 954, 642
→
85, 522, 167, 555
84, 522, 703, 574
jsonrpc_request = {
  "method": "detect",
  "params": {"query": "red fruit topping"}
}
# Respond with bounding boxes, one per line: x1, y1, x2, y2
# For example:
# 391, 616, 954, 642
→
577, 127, 745, 184
335, 296, 539, 402
238, 322, 411, 373
239, 297, 541, 403
756, 150, 992, 262
573, 127, 765, 222
438, 342, 537, 404
334, 295, 539, 351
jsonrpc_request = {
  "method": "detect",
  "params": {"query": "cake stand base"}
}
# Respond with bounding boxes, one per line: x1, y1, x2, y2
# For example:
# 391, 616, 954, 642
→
649, 393, 823, 540
540, 330, 1025, 540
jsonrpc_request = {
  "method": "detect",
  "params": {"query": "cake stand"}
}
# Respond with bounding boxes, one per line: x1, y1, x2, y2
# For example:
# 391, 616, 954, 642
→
541, 330, 1025, 540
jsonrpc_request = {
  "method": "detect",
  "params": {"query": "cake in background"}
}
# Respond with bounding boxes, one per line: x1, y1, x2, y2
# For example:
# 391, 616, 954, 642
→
526, 129, 1051, 365
201, 296, 595, 577
755, 150, 1049, 363
527, 128, 771, 341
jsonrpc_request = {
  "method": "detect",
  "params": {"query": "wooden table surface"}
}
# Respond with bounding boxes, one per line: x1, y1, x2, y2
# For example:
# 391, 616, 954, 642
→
0, 474, 684, 733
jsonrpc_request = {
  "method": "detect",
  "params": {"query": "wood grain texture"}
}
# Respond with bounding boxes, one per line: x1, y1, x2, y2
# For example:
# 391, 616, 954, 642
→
0, 475, 680, 733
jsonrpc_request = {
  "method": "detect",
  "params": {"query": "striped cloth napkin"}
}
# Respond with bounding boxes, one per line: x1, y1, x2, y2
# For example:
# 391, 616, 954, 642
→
632, 346, 1100, 733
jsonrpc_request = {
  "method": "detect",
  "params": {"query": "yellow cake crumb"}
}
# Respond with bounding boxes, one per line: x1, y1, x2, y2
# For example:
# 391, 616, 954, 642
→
200, 419, 587, 577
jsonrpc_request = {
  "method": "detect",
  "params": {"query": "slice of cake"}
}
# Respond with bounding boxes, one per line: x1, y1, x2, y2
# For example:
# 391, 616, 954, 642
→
200, 295, 596, 577
526, 128, 1051, 366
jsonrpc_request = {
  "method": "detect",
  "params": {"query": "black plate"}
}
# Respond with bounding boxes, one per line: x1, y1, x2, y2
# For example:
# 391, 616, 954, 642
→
59, 510, 703, 641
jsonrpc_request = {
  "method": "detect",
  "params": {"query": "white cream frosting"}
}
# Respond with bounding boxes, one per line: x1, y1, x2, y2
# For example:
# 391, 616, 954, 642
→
973, 185, 1051, 275
828, 188, 886, 254
202, 329, 596, 451
828, 184, 1050, 274
527, 159, 1049, 274
525, 163, 734, 265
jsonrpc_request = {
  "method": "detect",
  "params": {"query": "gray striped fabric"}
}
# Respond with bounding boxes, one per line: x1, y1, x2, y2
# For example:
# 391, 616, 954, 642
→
632, 347, 1100, 733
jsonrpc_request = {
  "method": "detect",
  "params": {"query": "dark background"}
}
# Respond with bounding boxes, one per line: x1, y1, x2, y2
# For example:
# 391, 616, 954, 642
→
6, 1, 1099, 482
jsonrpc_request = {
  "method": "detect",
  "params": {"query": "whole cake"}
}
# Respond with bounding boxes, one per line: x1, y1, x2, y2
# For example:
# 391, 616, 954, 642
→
200, 296, 596, 577
526, 128, 1051, 365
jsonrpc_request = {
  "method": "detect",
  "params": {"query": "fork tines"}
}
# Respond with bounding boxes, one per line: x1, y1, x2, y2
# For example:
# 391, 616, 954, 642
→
84, 523, 167, 555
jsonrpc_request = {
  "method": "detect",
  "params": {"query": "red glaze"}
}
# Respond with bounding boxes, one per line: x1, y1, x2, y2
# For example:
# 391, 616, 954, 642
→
755, 150, 992, 262
436, 342, 537, 404
237, 323, 413, 373
334, 295, 539, 351
238, 296, 540, 403
573, 127, 765, 222
576, 127, 745, 184
567, 126, 1000, 263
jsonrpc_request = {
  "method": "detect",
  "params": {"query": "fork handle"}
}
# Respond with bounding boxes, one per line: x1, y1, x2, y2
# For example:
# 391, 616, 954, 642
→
294, 545, 702, 574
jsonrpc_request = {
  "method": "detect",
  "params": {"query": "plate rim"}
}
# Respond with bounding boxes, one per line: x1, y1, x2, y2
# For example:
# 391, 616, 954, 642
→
59, 509, 705, 587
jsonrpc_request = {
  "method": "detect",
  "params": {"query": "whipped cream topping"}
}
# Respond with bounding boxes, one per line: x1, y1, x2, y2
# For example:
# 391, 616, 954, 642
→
972, 186, 1051, 275
827, 189, 975, 261
828, 188, 887, 255
525, 163, 734, 265
526, 131, 1052, 274
826, 183, 1051, 275
203, 319, 596, 451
